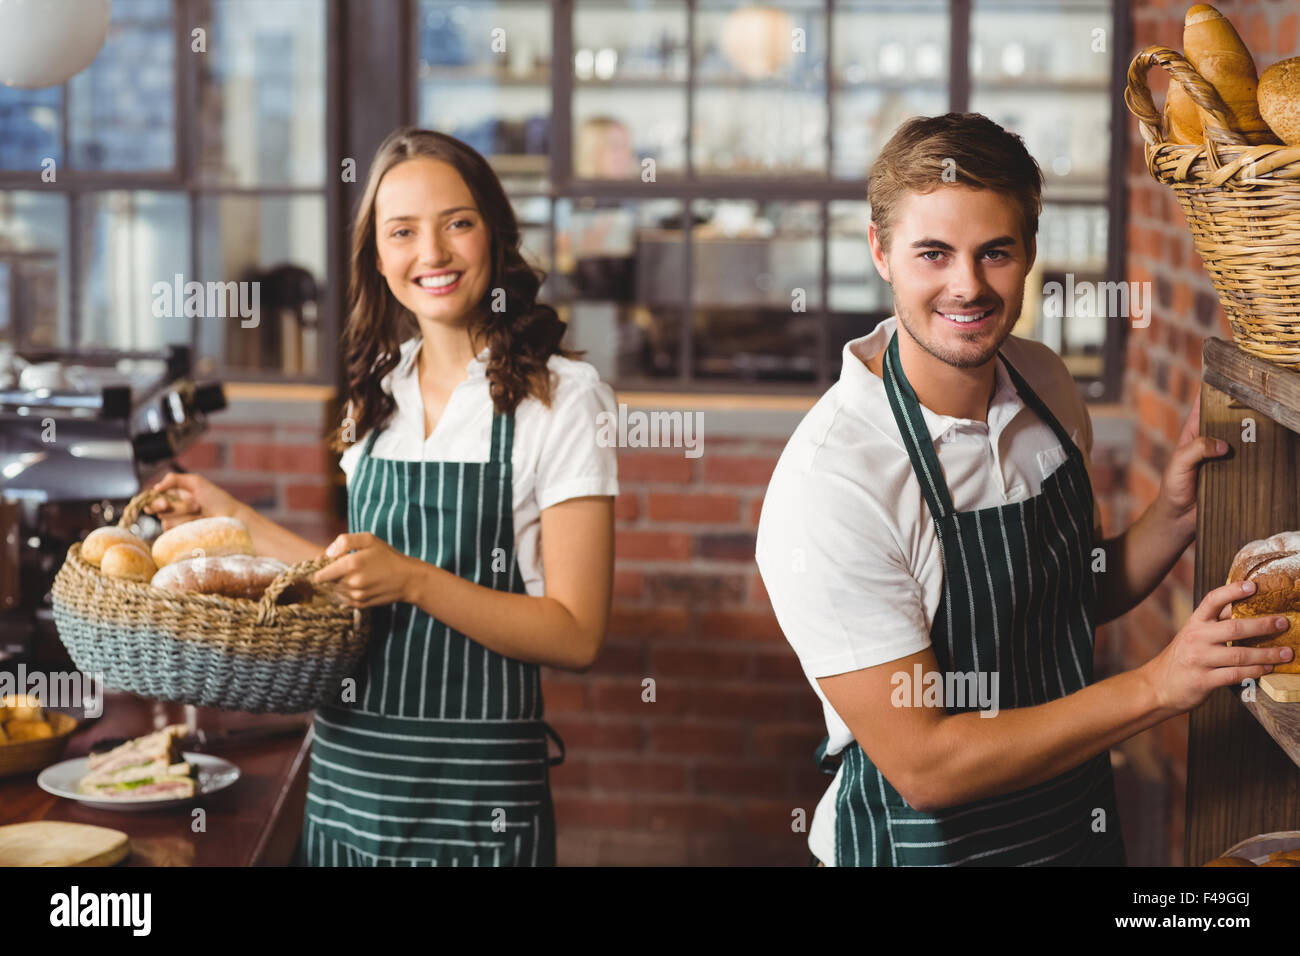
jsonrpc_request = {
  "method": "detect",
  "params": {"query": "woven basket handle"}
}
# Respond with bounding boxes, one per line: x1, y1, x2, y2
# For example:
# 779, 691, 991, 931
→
118, 487, 186, 529
257, 555, 333, 625
1125, 44, 1247, 148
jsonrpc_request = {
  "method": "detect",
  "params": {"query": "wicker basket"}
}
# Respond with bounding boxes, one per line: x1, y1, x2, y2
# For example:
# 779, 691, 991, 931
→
50, 488, 371, 714
1125, 45, 1300, 366
0, 712, 78, 779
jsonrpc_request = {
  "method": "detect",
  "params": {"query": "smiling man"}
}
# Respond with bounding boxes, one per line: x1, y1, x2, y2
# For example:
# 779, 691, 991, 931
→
755, 112, 1243, 867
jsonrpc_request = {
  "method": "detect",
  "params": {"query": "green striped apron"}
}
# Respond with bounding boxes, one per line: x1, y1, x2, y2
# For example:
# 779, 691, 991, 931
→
298, 410, 564, 866
814, 328, 1126, 866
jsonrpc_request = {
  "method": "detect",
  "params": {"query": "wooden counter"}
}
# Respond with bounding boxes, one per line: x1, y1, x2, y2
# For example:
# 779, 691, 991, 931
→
0, 691, 312, 866
1186, 337, 1300, 864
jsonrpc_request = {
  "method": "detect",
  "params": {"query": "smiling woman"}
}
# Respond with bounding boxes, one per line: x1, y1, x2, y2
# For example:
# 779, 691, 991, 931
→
291, 127, 619, 869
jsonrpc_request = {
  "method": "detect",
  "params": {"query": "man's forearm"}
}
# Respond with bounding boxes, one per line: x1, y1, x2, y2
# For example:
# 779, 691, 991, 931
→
912, 664, 1178, 811
1094, 497, 1195, 626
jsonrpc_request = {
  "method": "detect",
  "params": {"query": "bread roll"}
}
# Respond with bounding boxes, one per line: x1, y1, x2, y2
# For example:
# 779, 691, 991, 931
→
152, 516, 255, 568
82, 526, 149, 567
0, 694, 43, 722
1258, 57, 1300, 146
150, 554, 312, 603
1259, 859, 1300, 866
1225, 533, 1300, 673
4, 719, 54, 742
1163, 4, 1281, 146
100, 543, 158, 582
1203, 855, 1256, 866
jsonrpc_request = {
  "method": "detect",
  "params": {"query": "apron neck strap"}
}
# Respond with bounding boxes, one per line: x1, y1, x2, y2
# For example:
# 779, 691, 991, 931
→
488, 408, 514, 465
881, 327, 1082, 521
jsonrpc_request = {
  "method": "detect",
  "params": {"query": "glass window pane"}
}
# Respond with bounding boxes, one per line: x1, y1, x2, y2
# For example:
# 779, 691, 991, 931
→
971, 0, 1111, 85
1020, 202, 1108, 377
0, 193, 69, 349
195, 195, 326, 377
690, 199, 820, 382
970, 0, 1112, 198
556, 197, 684, 383
692, 1, 826, 176
75, 191, 189, 351
831, 0, 949, 180
198, 0, 326, 187
574, 0, 687, 180
828, 200, 889, 314
419, 1, 551, 191
0, 86, 61, 172
67, 0, 175, 172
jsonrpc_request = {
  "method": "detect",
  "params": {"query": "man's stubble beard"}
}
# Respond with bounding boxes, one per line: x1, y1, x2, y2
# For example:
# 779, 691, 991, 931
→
894, 296, 1018, 370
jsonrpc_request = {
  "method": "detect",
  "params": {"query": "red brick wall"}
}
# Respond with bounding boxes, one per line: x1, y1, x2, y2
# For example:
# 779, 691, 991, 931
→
545, 438, 829, 865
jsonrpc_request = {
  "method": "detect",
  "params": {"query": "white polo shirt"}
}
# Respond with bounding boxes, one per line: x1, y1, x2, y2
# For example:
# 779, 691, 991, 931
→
339, 336, 620, 598
754, 314, 1102, 865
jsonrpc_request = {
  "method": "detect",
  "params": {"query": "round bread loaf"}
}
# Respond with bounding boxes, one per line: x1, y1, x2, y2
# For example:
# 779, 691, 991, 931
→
150, 554, 312, 603
82, 526, 149, 567
100, 543, 158, 582
152, 516, 255, 568
1259, 57, 1300, 145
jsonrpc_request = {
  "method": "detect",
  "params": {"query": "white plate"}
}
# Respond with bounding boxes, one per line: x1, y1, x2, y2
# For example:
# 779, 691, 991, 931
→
36, 753, 239, 812
1222, 830, 1300, 865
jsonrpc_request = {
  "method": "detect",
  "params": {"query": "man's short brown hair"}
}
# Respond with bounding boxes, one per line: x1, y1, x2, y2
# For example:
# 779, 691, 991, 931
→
867, 112, 1044, 259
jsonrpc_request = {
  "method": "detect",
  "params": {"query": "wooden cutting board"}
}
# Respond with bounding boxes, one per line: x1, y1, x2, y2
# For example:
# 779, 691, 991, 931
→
1262, 674, 1300, 703
0, 822, 129, 866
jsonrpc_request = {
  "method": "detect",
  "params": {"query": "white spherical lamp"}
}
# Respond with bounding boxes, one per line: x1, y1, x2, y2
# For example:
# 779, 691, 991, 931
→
0, 0, 113, 89
720, 5, 794, 80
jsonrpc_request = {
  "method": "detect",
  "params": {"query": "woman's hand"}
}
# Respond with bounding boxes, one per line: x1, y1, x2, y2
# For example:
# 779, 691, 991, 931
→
142, 472, 245, 532
312, 532, 420, 609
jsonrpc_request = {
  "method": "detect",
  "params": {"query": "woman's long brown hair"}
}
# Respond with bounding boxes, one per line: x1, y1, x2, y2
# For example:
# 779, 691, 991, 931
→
325, 127, 583, 454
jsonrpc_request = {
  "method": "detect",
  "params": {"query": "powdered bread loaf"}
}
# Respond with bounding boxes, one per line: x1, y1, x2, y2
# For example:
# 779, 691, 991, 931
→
152, 516, 255, 568
100, 543, 158, 582
82, 527, 149, 567
1226, 532, 1300, 673
150, 554, 312, 603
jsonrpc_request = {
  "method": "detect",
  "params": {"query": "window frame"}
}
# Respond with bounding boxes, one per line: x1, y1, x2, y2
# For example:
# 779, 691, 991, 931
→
409, 0, 1130, 400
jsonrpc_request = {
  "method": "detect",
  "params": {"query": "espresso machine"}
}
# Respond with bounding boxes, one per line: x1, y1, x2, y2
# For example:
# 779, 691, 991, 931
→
0, 344, 225, 669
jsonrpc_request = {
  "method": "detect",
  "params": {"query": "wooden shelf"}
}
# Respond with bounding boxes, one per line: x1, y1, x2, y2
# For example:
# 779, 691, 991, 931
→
1187, 336, 1300, 865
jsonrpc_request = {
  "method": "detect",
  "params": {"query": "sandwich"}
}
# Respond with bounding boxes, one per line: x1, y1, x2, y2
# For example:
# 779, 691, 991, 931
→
77, 724, 196, 800
1226, 532, 1300, 673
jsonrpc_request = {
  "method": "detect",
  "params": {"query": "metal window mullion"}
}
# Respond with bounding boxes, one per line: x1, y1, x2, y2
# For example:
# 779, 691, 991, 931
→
682, 0, 695, 385
67, 191, 79, 349
322, 0, 342, 389
1105, 0, 1130, 403
819, 0, 833, 388
951, 0, 970, 113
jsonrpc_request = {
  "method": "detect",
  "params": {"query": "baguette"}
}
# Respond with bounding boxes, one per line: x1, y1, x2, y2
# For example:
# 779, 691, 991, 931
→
1163, 4, 1281, 145
151, 516, 255, 568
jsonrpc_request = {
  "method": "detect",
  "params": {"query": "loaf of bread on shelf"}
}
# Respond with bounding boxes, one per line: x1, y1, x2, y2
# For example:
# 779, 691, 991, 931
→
1163, 4, 1281, 145
1258, 56, 1300, 146
151, 516, 255, 568
100, 542, 158, 582
81, 526, 149, 567
150, 553, 313, 603
1224, 531, 1300, 673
